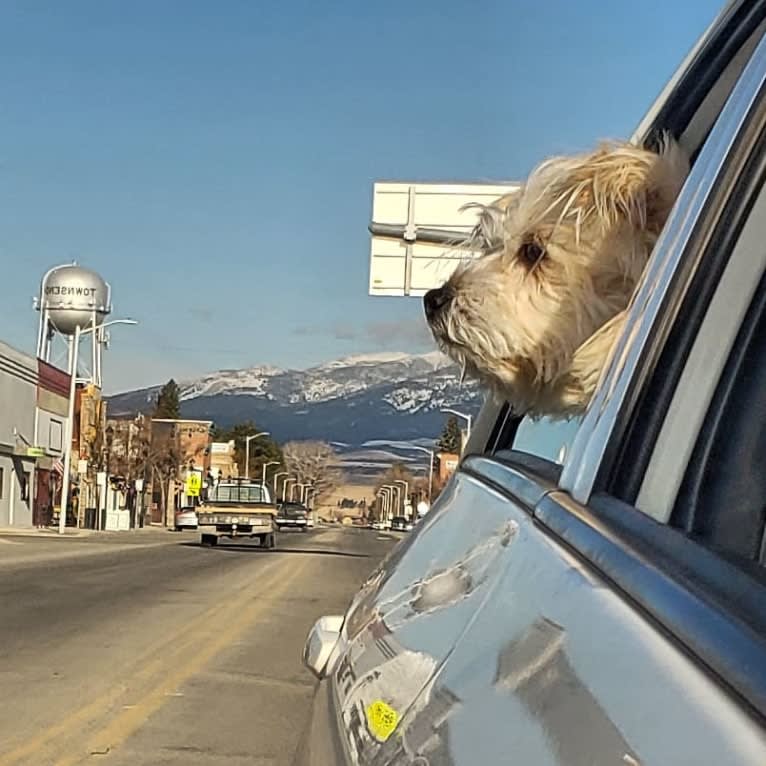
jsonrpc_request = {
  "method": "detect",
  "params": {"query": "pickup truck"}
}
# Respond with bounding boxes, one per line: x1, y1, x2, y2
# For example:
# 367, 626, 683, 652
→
196, 479, 278, 548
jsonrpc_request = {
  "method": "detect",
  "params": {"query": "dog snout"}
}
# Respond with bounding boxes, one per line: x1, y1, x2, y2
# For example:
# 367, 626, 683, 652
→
424, 285, 454, 321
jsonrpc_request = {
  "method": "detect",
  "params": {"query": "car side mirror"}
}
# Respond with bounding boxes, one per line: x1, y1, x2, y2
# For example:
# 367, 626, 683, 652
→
302, 615, 344, 679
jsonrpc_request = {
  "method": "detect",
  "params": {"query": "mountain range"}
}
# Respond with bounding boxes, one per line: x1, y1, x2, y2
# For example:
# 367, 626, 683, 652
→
106, 351, 486, 447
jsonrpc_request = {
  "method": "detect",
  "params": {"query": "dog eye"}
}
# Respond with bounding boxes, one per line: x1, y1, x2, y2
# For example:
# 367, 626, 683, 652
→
517, 240, 546, 268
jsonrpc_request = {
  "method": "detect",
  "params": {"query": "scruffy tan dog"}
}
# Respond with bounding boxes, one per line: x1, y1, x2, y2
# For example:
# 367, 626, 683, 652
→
424, 135, 689, 418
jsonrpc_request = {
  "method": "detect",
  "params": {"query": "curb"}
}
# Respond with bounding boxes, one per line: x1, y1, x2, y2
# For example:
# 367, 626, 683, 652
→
0, 527, 93, 538
0, 527, 169, 539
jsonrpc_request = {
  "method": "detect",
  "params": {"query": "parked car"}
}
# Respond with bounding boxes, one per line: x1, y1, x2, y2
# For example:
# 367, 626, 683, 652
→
173, 506, 198, 531
296, 3, 766, 764
390, 516, 413, 532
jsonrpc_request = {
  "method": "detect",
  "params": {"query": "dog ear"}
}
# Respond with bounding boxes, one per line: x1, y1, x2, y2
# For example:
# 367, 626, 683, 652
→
551, 309, 629, 416
571, 133, 689, 235
645, 132, 690, 233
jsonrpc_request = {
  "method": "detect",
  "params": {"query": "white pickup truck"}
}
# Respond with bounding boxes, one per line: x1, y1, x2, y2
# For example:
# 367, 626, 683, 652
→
196, 479, 279, 548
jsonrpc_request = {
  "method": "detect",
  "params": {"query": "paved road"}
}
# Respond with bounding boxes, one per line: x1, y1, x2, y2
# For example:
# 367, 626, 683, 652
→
0, 527, 394, 765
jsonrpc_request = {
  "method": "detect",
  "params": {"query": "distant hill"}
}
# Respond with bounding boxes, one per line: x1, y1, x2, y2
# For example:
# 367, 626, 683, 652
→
106, 351, 485, 446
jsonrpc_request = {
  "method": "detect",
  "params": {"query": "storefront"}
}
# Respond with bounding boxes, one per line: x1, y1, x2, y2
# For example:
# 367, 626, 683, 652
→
34, 360, 70, 527
0, 342, 38, 528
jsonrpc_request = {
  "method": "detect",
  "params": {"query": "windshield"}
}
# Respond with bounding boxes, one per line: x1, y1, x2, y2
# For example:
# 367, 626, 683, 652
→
206, 483, 266, 504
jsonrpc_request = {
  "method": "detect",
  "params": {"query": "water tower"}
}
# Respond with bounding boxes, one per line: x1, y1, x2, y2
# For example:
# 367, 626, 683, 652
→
35, 263, 112, 388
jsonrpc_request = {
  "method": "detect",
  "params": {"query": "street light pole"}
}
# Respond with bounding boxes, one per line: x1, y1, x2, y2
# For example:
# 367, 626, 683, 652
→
379, 488, 391, 521
59, 324, 81, 536
394, 479, 409, 516
59, 318, 138, 535
407, 445, 435, 504
298, 483, 312, 504
262, 460, 279, 486
282, 477, 296, 502
384, 484, 401, 516
273, 471, 288, 499
244, 431, 270, 479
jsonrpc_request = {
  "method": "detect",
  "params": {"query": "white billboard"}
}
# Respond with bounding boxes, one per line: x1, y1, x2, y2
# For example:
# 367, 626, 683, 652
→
368, 181, 517, 297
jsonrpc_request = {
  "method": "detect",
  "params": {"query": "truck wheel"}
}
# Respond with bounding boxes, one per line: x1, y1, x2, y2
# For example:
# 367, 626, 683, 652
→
201, 533, 218, 547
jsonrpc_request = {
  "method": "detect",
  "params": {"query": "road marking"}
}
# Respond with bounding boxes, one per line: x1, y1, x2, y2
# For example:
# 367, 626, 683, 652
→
0, 538, 22, 545
0, 555, 302, 766
81, 558, 307, 764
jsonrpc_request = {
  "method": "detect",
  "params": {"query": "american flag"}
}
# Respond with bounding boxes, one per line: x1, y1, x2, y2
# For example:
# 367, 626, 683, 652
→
52, 458, 64, 477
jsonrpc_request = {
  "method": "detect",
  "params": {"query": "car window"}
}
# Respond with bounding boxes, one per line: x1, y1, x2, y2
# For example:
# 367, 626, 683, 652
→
511, 415, 583, 465
630, 124, 766, 524
671, 264, 766, 574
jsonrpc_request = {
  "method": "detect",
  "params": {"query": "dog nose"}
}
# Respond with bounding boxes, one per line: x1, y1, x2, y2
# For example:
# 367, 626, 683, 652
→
423, 286, 454, 320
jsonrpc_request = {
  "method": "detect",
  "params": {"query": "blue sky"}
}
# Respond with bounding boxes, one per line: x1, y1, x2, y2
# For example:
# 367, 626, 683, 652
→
1, 0, 722, 393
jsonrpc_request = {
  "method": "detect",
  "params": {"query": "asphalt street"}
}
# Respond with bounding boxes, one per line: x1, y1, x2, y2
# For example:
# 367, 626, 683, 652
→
0, 526, 395, 765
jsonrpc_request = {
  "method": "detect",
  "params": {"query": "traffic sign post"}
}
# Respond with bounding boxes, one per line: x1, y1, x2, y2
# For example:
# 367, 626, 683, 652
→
185, 472, 202, 498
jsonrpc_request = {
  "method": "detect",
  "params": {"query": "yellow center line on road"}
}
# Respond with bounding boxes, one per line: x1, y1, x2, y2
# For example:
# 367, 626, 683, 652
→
0, 555, 308, 766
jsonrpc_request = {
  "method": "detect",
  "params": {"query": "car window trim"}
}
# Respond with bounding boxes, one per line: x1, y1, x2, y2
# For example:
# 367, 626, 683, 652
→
560, 29, 766, 505
536, 490, 766, 724
671, 262, 766, 556
611, 115, 766, 507
461, 453, 561, 514
634, 134, 766, 520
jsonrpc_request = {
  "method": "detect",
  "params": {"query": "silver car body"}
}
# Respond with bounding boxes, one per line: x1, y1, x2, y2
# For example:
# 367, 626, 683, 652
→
174, 507, 198, 530
298, 2, 766, 764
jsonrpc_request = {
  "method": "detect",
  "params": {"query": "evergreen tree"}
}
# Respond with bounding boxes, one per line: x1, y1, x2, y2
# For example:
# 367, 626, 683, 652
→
437, 415, 462, 454
154, 379, 181, 419
213, 421, 283, 479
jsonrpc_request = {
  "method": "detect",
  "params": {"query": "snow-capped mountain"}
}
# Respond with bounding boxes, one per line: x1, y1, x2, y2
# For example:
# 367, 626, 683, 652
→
106, 351, 485, 445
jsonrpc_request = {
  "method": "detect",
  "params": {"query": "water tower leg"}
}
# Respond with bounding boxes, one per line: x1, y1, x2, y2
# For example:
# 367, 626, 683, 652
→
91, 313, 98, 388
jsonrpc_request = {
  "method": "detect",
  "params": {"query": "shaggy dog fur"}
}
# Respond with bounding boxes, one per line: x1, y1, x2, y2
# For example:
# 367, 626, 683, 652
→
424, 134, 689, 418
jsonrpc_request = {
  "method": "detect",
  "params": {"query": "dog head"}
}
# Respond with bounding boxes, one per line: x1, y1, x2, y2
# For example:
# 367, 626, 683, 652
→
424, 135, 688, 416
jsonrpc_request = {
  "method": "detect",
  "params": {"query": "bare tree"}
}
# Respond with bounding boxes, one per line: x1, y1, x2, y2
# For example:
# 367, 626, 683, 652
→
282, 441, 342, 504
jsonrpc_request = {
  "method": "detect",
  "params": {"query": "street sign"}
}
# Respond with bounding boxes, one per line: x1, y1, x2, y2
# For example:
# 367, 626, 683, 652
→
135, 478, 144, 492
368, 181, 518, 297
77, 459, 88, 474
185, 472, 202, 497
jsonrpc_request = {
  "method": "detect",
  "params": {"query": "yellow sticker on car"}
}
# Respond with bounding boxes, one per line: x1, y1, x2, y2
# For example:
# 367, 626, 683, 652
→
365, 700, 399, 741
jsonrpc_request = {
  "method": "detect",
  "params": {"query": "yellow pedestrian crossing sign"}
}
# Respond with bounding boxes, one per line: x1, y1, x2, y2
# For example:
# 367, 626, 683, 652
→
185, 472, 202, 497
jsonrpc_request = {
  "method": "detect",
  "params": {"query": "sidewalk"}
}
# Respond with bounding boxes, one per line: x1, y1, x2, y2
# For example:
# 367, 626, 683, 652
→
0, 525, 169, 539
